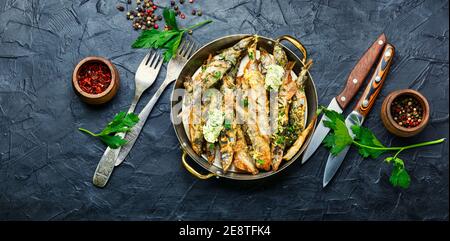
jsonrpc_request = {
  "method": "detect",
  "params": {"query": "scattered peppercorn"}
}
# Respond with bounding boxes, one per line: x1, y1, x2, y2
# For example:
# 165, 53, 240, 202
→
123, 0, 203, 31
391, 95, 423, 128
154, 23, 159, 29
116, 5, 125, 11
187, 29, 193, 35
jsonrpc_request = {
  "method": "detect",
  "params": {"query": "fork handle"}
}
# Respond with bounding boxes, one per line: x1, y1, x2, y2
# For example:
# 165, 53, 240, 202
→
114, 79, 173, 166
92, 97, 140, 187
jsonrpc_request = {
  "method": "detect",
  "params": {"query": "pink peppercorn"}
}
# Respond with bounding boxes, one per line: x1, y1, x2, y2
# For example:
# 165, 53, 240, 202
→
153, 23, 159, 29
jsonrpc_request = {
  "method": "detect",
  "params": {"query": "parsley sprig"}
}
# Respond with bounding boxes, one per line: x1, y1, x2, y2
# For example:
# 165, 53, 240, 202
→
132, 8, 212, 62
78, 112, 139, 149
320, 107, 445, 189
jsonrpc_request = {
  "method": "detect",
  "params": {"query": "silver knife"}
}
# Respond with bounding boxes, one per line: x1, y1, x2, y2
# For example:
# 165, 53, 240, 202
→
301, 33, 387, 164
323, 43, 395, 187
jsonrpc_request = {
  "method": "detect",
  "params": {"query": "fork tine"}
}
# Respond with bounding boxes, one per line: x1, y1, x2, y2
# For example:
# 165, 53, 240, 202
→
185, 42, 196, 58
151, 54, 162, 68
177, 40, 187, 56
138, 51, 152, 69
147, 51, 157, 66
182, 41, 192, 57
155, 55, 163, 70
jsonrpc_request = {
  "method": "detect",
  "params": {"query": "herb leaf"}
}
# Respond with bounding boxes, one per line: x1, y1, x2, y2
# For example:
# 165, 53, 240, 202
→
132, 29, 180, 49
162, 33, 183, 62
322, 109, 353, 155
78, 112, 139, 149
132, 9, 212, 62
351, 125, 386, 158
385, 157, 411, 188
163, 8, 178, 31
100, 135, 128, 149
319, 107, 444, 189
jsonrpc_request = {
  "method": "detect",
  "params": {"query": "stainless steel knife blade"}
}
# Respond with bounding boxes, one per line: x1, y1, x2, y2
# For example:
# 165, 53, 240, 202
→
322, 111, 364, 187
301, 98, 342, 164
300, 34, 387, 164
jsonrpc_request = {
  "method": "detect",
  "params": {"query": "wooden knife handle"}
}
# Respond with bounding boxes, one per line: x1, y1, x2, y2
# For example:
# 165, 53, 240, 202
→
355, 44, 395, 117
336, 33, 387, 109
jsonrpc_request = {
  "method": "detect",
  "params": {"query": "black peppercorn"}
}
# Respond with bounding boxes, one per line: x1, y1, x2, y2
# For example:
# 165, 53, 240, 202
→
191, 9, 196, 15
127, 0, 132, 4
116, 5, 125, 11
170, 0, 176, 6
174, 5, 179, 10
157, 15, 162, 20
197, 9, 202, 16
180, 0, 185, 4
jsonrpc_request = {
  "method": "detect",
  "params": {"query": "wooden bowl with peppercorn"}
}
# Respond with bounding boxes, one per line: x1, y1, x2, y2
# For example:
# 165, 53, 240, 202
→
72, 56, 120, 105
381, 89, 430, 137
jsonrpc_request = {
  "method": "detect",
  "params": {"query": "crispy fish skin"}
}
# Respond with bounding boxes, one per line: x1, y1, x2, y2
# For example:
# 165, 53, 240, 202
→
271, 61, 297, 171
202, 91, 222, 163
219, 74, 237, 172
234, 126, 259, 175
259, 48, 276, 73
243, 37, 271, 171
273, 42, 288, 67
189, 77, 204, 155
284, 60, 313, 159
201, 36, 254, 90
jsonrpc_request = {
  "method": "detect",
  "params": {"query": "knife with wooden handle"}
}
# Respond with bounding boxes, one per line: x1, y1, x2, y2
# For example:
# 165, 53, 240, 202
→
301, 33, 387, 164
323, 43, 395, 187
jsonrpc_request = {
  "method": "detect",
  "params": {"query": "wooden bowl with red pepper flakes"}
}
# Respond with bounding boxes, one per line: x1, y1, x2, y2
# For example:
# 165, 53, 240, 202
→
381, 89, 430, 137
72, 56, 120, 105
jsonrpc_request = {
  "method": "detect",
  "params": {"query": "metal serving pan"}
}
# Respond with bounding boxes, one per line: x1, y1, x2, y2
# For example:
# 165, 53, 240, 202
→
170, 34, 318, 180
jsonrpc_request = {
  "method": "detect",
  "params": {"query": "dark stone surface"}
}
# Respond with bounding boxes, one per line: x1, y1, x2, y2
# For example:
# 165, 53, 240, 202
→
0, 0, 448, 220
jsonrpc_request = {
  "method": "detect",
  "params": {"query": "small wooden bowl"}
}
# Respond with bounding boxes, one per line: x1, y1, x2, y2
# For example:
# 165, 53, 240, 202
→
72, 56, 120, 105
381, 89, 429, 137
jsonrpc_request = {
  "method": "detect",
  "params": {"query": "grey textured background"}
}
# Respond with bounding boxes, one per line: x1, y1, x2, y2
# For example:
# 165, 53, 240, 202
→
0, 0, 448, 220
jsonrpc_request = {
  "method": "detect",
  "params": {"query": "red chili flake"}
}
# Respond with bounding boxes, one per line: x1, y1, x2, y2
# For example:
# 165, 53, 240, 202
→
77, 62, 112, 95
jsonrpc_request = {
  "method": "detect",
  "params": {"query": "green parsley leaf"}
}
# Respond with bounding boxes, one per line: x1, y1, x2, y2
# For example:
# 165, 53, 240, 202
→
162, 33, 183, 62
224, 119, 232, 130
248, 51, 254, 60
351, 125, 386, 158
209, 143, 215, 149
213, 71, 222, 80
322, 111, 353, 156
100, 135, 128, 149
256, 159, 264, 165
242, 97, 249, 107
79, 112, 139, 149
385, 157, 411, 188
275, 135, 285, 145
132, 9, 212, 62
162, 8, 178, 31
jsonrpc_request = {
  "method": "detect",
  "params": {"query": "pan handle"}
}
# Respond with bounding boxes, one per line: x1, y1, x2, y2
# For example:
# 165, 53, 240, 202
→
182, 151, 217, 180
276, 35, 308, 64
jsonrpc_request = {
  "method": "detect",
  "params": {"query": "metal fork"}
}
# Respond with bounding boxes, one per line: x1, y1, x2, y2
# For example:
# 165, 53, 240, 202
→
114, 39, 198, 166
92, 51, 163, 188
